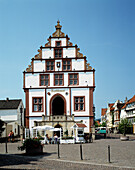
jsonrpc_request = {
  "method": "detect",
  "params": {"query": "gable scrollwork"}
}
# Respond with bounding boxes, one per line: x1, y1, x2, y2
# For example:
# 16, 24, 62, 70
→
77, 47, 83, 58
26, 61, 33, 72
45, 38, 51, 47
86, 62, 92, 70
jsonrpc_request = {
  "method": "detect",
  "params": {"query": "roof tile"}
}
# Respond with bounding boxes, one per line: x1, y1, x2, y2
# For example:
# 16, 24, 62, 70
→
0, 99, 22, 109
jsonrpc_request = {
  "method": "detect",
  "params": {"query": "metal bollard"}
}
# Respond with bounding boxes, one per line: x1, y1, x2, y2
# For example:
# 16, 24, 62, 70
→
5, 137, 8, 153
57, 141, 60, 159
108, 145, 110, 163
80, 143, 83, 160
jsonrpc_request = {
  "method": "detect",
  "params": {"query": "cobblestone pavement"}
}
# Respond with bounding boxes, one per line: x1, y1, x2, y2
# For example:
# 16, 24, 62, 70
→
0, 139, 135, 169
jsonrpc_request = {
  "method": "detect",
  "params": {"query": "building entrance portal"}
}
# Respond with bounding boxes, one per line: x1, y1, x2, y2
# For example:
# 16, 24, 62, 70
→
52, 96, 64, 115
54, 124, 63, 137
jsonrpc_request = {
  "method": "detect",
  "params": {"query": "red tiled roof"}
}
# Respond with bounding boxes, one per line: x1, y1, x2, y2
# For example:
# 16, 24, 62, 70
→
122, 95, 135, 109
109, 103, 114, 108
76, 123, 87, 128
96, 121, 100, 126
108, 103, 114, 111
110, 107, 114, 111
101, 108, 107, 116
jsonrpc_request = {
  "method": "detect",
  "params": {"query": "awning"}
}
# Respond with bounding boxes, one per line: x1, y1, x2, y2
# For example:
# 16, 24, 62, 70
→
33, 125, 54, 131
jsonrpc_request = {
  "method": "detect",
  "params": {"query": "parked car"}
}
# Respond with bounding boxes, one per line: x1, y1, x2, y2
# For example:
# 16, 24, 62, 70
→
97, 127, 106, 134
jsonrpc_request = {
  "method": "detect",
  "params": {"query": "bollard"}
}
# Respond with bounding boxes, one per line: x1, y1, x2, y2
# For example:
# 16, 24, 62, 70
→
5, 137, 8, 153
108, 145, 110, 163
80, 143, 83, 160
57, 141, 60, 159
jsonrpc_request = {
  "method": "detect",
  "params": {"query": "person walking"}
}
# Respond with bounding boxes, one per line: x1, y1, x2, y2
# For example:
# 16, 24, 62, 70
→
8, 130, 14, 142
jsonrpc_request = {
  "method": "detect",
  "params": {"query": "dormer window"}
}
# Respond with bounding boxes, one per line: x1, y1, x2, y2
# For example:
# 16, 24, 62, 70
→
54, 48, 62, 58
54, 41, 62, 58
56, 41, 61, 47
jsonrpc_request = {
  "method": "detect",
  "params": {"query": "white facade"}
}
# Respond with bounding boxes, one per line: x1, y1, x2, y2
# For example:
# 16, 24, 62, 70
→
24, 21, 95, 134
121, 96, 135, 124
106, 103, 114, 129
0, 99, 24, 137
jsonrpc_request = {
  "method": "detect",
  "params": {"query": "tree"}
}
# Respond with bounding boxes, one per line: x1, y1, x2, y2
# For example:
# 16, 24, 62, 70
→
0, 119, 5, 137
94, 121, 99, 127
118, 118, 132, 136
102, 122, 106, 127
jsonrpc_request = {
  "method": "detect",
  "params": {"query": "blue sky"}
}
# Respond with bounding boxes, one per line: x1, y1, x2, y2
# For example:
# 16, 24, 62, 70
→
0, 0, 135, 119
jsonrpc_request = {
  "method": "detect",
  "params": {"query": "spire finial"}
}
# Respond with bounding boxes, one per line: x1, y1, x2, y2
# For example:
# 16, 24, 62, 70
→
55, 20, 62, 30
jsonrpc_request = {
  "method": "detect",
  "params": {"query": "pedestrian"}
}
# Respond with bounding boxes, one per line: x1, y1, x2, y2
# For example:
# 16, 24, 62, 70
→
54, 133, 58, 144
9, 130, 14, 142
89, 132, 92, 143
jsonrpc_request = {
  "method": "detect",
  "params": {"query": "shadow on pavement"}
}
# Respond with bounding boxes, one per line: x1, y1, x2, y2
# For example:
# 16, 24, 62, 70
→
0, 152, 57, 167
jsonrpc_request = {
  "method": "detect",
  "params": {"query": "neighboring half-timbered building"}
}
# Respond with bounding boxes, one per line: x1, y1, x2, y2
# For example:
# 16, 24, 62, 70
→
23, 21, 95, 135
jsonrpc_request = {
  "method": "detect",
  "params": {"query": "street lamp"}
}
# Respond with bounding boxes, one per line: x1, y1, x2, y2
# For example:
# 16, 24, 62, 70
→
93, 105, 95, 126
20, 106, 23, 141
20, 106, 23, 127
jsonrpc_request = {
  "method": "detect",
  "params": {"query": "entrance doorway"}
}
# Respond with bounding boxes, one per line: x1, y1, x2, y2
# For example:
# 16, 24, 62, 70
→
54, 124, 63, 137
52, 96, 64, 115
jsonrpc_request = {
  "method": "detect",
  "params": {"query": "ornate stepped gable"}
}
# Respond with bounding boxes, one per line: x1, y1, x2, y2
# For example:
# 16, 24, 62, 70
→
26, 20, 92, 72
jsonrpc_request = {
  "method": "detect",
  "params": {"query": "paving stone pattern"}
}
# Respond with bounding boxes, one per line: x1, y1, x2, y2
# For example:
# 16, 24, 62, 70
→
0, 139, 135, 169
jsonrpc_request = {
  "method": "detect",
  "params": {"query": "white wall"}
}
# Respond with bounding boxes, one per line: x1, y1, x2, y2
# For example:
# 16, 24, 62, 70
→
72, 59, 84, 70
120, 109, 127, 120
42, 49, 53, 59
34, 60, 45, 72
26, 74, 39, 88
25, 72, 93, 88
0, 109, 17, 116
71, 88, 89, 116
29, 117, 42, 130
63, 48, 75, 58
79, 72, 93, 86
51, 38, 67, 47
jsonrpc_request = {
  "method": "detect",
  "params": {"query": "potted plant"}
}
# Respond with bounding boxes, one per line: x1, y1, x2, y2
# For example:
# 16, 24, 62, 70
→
18, 138, 44, 155
118, 118, 130, 141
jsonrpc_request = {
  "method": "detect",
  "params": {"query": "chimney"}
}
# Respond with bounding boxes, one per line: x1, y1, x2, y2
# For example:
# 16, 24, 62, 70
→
125, 97, 127, 103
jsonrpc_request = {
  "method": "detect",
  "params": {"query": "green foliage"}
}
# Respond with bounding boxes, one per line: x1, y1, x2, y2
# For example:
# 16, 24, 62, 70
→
95, 121, 99, 127
118, 118, 132, 135
102, 122, 106, 127
0, 119, 5, 137
18, 138, 42, 151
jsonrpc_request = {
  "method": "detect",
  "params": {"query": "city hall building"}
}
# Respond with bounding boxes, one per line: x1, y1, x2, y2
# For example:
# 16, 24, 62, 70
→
23, 21, 95, 135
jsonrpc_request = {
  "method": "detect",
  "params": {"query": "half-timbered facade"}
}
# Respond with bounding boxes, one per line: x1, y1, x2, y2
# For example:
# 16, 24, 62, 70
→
23, 21, 95, 135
